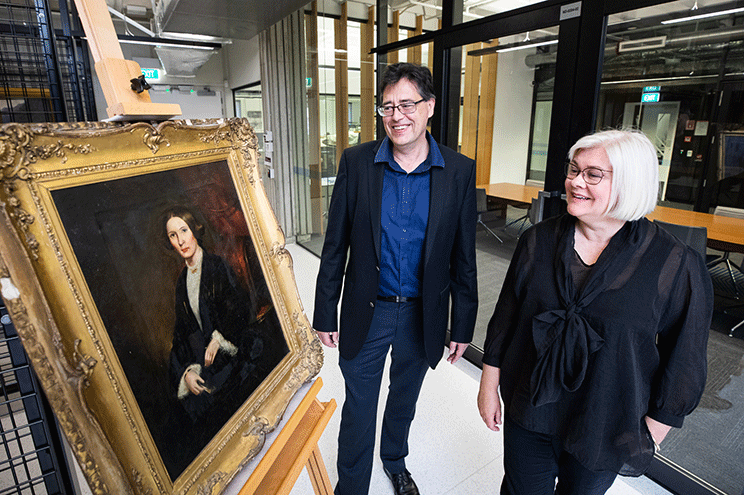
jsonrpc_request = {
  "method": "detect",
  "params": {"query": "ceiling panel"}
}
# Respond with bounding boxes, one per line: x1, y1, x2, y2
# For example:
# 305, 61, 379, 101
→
155, 0, 310, 40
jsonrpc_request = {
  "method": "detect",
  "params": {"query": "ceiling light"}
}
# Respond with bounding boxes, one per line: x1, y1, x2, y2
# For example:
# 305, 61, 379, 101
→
661, 6, 744, 24
608, 16, 641, 26
160, 32, 232, 44
496, 39, 558, 53
617, 36, 667, 52
410, 1, 442, 10
119, 39, 217, 50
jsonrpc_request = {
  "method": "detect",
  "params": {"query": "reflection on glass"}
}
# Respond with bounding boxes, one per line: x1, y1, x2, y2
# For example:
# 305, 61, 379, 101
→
458, 27, 558, 353
600, 2, 744, 493
234, 84, 264, 155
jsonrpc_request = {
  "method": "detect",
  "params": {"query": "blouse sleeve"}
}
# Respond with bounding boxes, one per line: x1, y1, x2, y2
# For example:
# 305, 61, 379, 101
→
649, 246, 713, 427
482, 228, 536, 368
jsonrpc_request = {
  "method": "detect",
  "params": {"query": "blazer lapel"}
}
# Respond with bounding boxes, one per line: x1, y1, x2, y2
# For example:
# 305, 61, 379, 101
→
369, 150, 384, 264
424, 162, 448, 267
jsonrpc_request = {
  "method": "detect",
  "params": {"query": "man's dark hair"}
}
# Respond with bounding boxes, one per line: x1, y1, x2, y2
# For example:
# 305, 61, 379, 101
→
379, 63, 435, 102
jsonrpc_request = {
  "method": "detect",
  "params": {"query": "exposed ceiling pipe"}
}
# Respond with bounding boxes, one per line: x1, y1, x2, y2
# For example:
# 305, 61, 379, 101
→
525, 25, 744, 67
108, 6, 156, 36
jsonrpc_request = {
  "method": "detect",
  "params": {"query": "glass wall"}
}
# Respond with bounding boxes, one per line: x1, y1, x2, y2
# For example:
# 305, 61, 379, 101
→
456, 25, 559, 354
600, 0, 744, 210
600, 2, 744, 493
298, 0, 437, 255
234, 83, 264, 156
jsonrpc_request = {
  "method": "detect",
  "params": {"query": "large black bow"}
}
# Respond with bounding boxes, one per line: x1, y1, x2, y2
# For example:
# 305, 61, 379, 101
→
530, 304, 604, 407
527, 217, 646, 408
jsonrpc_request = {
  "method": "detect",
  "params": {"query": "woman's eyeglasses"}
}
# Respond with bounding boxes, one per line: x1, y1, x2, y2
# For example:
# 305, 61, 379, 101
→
565, 161, 612, 185
377, 98, 426, 117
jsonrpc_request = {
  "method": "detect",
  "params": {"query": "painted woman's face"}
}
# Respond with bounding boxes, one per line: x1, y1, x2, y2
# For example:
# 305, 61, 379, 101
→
166, 216, 199, 262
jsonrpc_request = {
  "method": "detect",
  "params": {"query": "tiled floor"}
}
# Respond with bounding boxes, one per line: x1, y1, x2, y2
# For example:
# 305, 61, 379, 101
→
277, 243, 674, 495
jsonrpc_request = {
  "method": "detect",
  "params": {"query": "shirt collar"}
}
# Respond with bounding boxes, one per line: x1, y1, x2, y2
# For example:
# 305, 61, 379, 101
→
374, 132, 445, 173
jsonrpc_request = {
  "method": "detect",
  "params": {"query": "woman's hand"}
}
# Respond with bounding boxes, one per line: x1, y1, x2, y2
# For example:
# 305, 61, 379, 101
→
478, 365, 503, 431
185, 370, 210, 395
204, 338, 220, 367
645, 416, 672, 446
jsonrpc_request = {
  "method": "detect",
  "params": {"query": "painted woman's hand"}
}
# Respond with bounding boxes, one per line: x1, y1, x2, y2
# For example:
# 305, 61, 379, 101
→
185, 370, 209, 395
204, 338, 220, 367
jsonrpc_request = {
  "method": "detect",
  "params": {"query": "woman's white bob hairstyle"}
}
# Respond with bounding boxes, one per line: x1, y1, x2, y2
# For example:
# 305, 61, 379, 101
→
568, 128, 659, 222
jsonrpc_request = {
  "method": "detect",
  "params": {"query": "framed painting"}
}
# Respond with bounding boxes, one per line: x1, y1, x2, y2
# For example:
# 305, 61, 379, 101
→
0, 118, 323, 494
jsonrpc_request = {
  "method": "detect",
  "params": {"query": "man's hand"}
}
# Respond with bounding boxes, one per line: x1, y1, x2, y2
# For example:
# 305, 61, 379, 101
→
316, 331, 339, 348
447, 341, 468, 364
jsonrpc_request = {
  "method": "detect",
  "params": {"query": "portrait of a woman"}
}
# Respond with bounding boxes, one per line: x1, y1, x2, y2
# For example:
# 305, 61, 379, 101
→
163, 205, 264, 448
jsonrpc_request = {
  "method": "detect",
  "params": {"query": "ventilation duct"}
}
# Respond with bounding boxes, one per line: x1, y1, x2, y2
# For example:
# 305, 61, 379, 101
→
155, 45, 216, 77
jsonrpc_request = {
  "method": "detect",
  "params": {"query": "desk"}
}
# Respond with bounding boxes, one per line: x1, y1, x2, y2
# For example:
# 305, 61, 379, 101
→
479, 182, 744, 253
647, 206, 744, 254
478, 182, 542, 208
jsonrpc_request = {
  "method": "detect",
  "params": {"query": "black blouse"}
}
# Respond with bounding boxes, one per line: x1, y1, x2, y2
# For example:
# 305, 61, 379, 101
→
483, 214, 713, 476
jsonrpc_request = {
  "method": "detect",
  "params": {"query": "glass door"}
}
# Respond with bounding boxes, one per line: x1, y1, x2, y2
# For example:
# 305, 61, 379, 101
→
450, 20, 560, 356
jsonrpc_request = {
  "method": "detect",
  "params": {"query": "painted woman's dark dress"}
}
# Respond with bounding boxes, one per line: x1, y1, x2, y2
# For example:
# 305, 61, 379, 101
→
169, 251, 262, 435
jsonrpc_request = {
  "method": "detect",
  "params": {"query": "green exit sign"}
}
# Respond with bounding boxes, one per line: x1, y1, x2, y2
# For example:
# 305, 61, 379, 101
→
141, 68, 159, 80
642, 92, 660, 103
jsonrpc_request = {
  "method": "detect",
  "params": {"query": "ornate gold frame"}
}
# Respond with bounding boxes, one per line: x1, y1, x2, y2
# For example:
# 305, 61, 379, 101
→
0, 118, 322, 495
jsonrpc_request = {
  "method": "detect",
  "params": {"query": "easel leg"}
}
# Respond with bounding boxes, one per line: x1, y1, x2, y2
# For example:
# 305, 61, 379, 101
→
306, 445, 333, 495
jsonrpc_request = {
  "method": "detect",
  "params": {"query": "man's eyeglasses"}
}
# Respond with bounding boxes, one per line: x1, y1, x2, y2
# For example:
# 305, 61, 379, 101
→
565, 161, 612, 185
377, 98, 426, 117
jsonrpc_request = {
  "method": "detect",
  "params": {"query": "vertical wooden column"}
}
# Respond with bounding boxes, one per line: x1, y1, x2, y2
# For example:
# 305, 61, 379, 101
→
461, 43, 481, 161
334, 2, 349, 168
476, 40, 498, 187
388, 10, 399, 64
407, 30, 415, 63
410, 15, 423, 65
360, 5, 375, 143
306, 2, 323, 234
428, 19, 440, 68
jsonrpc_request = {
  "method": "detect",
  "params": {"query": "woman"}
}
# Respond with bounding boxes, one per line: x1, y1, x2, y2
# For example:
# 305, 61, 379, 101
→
163, 206, 262, 429
478, 129, 713, 494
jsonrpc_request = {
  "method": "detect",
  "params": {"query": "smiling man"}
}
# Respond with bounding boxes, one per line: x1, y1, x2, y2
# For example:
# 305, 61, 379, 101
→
313, 63, 478, 495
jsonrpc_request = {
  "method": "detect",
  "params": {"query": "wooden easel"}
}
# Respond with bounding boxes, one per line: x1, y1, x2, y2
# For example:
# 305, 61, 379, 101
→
239, 378, 336, 495
72, 0, 181, 119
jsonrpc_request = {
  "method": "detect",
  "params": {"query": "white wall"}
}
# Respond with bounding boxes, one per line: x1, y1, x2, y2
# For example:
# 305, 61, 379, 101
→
489, 49, 535, 185
226, 37, 262, 90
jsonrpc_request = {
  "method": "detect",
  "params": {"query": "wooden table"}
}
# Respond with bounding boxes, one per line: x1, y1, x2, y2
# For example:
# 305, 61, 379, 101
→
479, 182, 744, 253
647, 206, 744, 254
478, 182, 542, 208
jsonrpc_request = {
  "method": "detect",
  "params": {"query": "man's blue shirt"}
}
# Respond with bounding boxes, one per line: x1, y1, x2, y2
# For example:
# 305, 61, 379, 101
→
375, 133, 445, 298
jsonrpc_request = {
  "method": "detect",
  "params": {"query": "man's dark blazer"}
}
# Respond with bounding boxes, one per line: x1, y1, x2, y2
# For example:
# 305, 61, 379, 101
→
313, 138, 478, 369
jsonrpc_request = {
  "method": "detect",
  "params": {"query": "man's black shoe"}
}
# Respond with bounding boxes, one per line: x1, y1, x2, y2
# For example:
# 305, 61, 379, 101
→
383, 467, 420, 495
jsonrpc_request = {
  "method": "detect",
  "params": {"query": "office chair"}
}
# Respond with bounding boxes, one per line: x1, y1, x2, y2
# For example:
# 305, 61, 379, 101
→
707, 206, 744, 300
476, 188, 503, 243
653, 219, 708, 259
